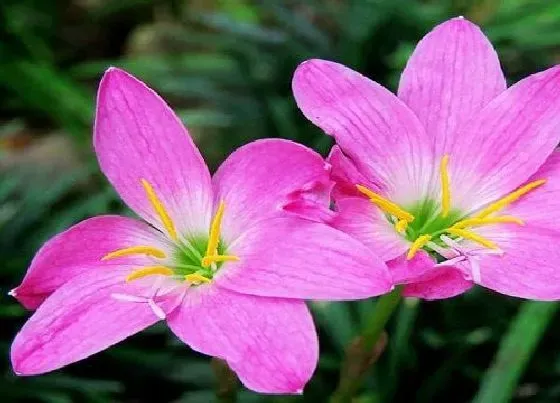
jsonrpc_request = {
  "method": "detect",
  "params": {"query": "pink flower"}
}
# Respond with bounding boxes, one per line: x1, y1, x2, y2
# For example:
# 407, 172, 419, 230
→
10, 68, 392, 393
292, 17, 560, 301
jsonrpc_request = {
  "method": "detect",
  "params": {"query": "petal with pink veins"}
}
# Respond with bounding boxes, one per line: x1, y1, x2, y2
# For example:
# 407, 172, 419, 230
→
327, 145, 379, 199
215, 216, 392, 300
94, 68, 213, 238
331, 197, 408, 262
11, 267, 168, 376
167, 286, 317, 394
388, 251, 436, 284
473, 152, 560, 300
448, 66, 560, 212
403, 266, 473, 300
398, 17, 506, 155
501, 150, 560, 230
292, 59, 435, 205
11, 215, 169, 310
213, 138, 332, 241
474, 226, 560, 300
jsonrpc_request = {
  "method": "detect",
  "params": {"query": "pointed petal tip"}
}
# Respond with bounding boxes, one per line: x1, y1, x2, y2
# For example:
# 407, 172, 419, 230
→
98, 67, 142, 96
295, 58, 325, 69
102, 66, 129, 78
293, 58, 333, 81
440, 15, 479, 29
11, 366, 23, 377
11, 361, 28, 377
8, 288, 17, 297
11, 344, 28, 377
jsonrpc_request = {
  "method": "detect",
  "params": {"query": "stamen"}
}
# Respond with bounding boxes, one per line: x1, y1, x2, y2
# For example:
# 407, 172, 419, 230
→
200, 201, 240, 268
111, 293, 147, 303
126, 265, 174, 282
141, 179, 178, 241
452, 216, 524, 229
102, 245, 166, 260
469, 256, 482, 283
148, 299, 166, 319
440, 155, 451, 217
201, 254, 240, 267
185, 273, 211, 284
476, 179, 546, 219
425, 240, 454, 257
356, 185, 415, 223
204, 201, 225, 258
437, 255, 467, 267
395, 219, 408, 233
407, 234, 432, 260
440, 234, 463, 251
445, 228, 498, 250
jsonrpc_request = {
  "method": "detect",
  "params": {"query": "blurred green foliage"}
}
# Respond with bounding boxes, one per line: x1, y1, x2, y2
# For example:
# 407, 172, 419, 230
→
1, 0, 560, 402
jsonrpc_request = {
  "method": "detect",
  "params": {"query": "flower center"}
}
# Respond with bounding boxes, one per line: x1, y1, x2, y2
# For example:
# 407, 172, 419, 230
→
357, 155, 546, 262
102, 180, 239, 286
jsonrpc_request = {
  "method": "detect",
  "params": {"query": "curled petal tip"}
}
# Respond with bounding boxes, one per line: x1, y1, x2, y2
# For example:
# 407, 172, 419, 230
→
8, 288, 17, 297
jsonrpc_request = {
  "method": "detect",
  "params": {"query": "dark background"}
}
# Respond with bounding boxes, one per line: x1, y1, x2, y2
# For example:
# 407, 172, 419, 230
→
1, 0, 560, 402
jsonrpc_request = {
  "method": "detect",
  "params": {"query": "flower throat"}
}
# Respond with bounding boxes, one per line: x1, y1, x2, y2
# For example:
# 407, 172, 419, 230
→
357, 155, 546, 261
102, 181, 239, 285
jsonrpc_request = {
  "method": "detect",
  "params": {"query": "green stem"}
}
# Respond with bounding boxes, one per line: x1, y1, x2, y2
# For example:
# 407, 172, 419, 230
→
362, 287, 402, 350
330, 287, 403, 403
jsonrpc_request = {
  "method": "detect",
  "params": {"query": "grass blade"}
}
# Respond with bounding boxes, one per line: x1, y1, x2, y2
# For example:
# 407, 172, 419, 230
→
472, 301, 558, 403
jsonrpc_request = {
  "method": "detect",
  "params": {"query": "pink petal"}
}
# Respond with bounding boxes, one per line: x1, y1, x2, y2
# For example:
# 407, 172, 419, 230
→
388, 251, 436, 284
94, 68, 213, 238
331, 197, 408, 262
448, 65, 560, 211
398, 17, 506, 157
167, 286, 317, 394
501, 150, 560, 229
213, 139, 332, 241
475, 226, 560, 300
403, 266, 473, 300
215, 216, 392, 300
473, 152, 560, 300
327, 145, 377, 199
12, 215, 168, 310
292, 59, 434, 205
11, 267, 162, 375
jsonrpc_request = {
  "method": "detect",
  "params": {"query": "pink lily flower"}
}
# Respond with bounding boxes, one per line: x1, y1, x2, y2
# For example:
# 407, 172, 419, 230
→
292, 17, 560, 301
10, 68, 392, 393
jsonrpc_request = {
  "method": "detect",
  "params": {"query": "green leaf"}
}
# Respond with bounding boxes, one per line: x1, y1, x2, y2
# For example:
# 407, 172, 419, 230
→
472, 301, 558, 403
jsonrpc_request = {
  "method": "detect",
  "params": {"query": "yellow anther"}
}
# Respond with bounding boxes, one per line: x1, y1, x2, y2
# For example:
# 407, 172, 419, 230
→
407, 234, 432, 260
204, 201, 225, 258
356, 185, 415, 223
476, 179, 546, 219
440, 155, 451, 217
452, 216, 524, 229
395, 219, 408, 233
102, 245, 166, 261
201, 255, 240, 267
201, 201, 240, 268
126, 265, 174, 282
141, 179, 178, 241
185, 273, 211, 284
446, 228, 498, 249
